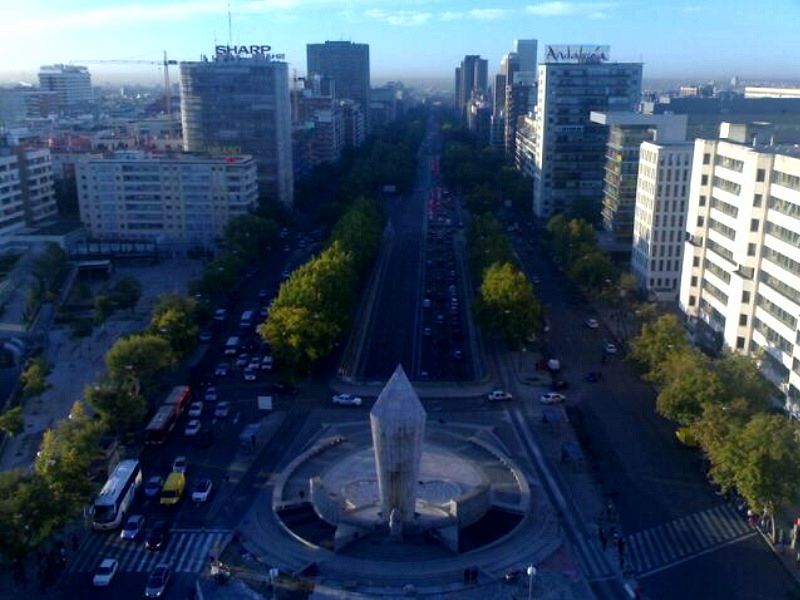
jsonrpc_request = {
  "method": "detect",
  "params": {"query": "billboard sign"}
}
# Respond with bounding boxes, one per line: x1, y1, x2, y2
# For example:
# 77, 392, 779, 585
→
543, 45, 610, 64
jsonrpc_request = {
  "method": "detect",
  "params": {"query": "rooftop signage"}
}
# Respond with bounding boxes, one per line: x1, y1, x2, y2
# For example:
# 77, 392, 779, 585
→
215, 45, 285, 60
543, 45, 610, 64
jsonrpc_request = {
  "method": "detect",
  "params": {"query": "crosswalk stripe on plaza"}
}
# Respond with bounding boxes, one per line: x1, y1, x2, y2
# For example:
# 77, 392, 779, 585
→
68, 529, 230, 575
626, 504, 752, 575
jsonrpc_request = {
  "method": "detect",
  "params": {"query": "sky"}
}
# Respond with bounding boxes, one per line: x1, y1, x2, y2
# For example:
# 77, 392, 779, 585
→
1, 0, 799, 86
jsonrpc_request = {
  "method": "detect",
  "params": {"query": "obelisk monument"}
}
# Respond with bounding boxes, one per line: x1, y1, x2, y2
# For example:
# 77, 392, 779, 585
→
369, 365, 426, 535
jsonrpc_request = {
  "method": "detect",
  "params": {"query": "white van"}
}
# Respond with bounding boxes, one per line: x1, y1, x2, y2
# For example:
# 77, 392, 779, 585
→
224, 336, 240, 355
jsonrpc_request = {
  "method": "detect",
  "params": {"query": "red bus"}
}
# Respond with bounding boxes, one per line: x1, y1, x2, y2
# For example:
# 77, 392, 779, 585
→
144, 385, 191, 444
162, 385, 191, 416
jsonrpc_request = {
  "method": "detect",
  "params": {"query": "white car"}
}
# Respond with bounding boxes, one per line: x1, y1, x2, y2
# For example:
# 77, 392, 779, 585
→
205, 386, 218, 401
191, 478, 213, 503
172, 456, 188, 473
539, 392, 566, 405
188, 401, 203, 418
604, 342, 618, 354
585, 318, 599, 329
214, 402, 230, 418
92, 558, 119, 587
261, 355, 274, 370
248, 357, 261, 371
120, 514, 145, 540
184, 419, 201, 436
243, 368, 257, 381
488, 389, 513, 402
332, 393, 363, 406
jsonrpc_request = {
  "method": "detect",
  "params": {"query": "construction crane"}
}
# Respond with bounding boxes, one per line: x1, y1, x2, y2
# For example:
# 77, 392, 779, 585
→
72, 51, 178, 120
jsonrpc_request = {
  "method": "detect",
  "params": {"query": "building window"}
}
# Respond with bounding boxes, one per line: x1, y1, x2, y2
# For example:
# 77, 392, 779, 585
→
756, 168, 765, 182
701, 175, 709, 185
736, 336, 745, 349
742, 291, 751, 303
691, 276, 698, 286
689, 295, 696, 306
754, 194, 763, 207
739, 314, 748, 326
750, 219, 759, 232
693, 256, 700, 267
697, 216, 704, 227
703, 153, 710, 165
699, 195, 707, 207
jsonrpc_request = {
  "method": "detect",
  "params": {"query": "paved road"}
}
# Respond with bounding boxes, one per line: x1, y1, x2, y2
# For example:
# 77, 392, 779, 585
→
510, 225, 799, 600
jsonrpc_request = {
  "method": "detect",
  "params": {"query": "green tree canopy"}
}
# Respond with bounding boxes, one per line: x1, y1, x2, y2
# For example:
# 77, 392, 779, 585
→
149, 294, 199, 356
20, 356, 50, 400
85, 381, 147, 436
628, 314, 690, 373
105, 334, 176, 389
110, 276, 142, 311
568, 250, 616, 291
223, 214, 278, 262
0, 406, 24, 436
0, 470, 60, 561
654, 348, 723, 424
478, 262, 542, 348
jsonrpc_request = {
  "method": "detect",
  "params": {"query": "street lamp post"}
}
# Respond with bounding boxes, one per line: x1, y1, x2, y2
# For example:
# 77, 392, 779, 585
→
527, 565, 537, 600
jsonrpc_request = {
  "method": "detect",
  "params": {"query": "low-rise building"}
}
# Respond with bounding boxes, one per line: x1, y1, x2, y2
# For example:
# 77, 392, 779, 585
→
76, 152, 258, 253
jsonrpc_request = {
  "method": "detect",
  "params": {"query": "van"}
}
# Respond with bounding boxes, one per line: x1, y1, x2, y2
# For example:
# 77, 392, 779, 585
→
239, 311, 254, 330
160, 472, 186, 506
224, 336, 240, 355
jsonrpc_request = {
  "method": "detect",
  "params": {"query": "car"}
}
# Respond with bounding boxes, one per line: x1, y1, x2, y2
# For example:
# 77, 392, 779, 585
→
214, 363, 228, 377
244, 266, 258, 278
143, 476, 163, 499
423, 298, 431, 308
120, 514, 146, 540
604, 342, 618, 355
198, 330, 213, 343
145, 521, 169, 551
248, 357, 261, 370
259, 306, 269, 318
423, 327, 432, 337
92, 558, 119, 586
213, 308, 227, 322
539, 392, 566, 405
532, 276, 541, 285
257, 288, 268, 299
585, 318, 599, 329
488, 389, 513, 402
281, 268, 291, 279
436, 314, 445, 325
504, 568, 524, 583
172, 456, 187, 474
261, 355, 274, 370
214, 402, 230, 418
205, 386, 219, 401
585, 371, 603, 383
191, 478, 213, 503
271, 381, 297, 395
188, 401, 203, 418
184, 419, 201, 436
452, 349, 464, 360
145, 564, 171, 598
243, 368, 257, 382
332, 393, 363, 406
236, 353, 249, 368
195, 429, 215, 449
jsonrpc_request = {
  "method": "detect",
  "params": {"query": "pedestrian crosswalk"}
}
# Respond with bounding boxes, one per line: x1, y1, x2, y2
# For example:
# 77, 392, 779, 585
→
67, 529, 230, 575
625, 504, 753, 576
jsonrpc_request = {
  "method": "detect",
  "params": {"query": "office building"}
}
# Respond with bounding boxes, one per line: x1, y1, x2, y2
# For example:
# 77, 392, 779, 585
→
631, 139, 694, 301
466, 97, 491, 142
504, 76, 536, 160
678, 122, 800, 414
76, 152, 258, 252
590, 112, 687, 243
180, 54, 293, 206
530, 46, 642, 218
455, 55, 488, 116
370, 82, 405, 129
514, 39, 538, 73
307, 42, 371, 129
38, 65, 93, 111
515, 113, 537, 179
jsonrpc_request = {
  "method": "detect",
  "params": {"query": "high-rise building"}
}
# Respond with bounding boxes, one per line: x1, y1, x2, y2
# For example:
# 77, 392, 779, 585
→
38, 65, 93, 110
76, 152, 258, 252
502, 40, 538, 160
307, 42, 371, 129
531, 46, 642, 218
514, 39, 538, 73
631, 139, 694, 301
590, 112, 687, 243
678, 122, 800, 413
455, 55, 488, 116
180, 54, 293, 206
515, 113, 537, 178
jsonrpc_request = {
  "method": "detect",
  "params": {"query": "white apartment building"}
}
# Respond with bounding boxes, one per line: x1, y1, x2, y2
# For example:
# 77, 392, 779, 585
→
679, 123, 800, 413
38, 65, 93, 110
0, 142, 58, 241
631, 140, 694, 301
0, 155, 26, 237
77, 152, 258, 252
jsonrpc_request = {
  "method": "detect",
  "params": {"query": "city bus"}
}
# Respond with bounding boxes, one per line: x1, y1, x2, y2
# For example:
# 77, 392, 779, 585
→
160, 471, 186, 506
162, 385, 191, 416
144, 405, 179, 444
92, 459, 142, 530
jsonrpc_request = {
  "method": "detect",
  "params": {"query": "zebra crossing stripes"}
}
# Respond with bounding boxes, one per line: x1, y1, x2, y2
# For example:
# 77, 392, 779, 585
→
68, 529, 229, 575
627, 504, 752, 575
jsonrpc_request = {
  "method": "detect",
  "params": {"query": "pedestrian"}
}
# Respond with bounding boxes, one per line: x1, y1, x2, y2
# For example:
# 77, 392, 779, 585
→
598, 526, 608, 551
617, 536, 626, 568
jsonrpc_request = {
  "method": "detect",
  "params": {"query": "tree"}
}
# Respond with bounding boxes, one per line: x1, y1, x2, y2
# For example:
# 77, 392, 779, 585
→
628, 314, 690, 373
0, 470, 60, 561
32, 243, 68, 299
727, 415, 800, 540
110, 276, 142, 311
478, 262, 542, 348
105, 334, 176, 390
223, 214, 278, 261
85, 382, 147, 436
149, 294, 198, 356
568, 251, 616, 291
0, 406, 23, 436
20, 356, 50, 400
715, 354, 773, 412
654, 348, 723, 424
93, 293, 115, 324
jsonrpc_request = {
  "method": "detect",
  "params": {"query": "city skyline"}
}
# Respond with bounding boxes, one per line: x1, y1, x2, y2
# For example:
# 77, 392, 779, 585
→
2, 0, 799, 85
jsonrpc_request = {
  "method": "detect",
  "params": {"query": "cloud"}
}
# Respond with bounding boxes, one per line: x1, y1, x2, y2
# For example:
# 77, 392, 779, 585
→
468, 8, 512, 21
525, 2, 618, 18
364, 9, 433, 26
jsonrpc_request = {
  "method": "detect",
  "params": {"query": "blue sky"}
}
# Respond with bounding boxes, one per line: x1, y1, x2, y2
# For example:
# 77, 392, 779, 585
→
1, 0, 799, 85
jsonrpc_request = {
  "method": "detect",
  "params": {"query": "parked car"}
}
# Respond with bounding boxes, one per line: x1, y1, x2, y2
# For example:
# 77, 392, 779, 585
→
539, 392, 566, 405
188, 401, 203, 418
145, 521, 169, 551
205, 386, 218, 401
243, 368, 257, 382
92, 558, 119, 586
184, 420, 201, 436
143, 476, 164, 499
172, 456, 187, 473
214, 363, 228, 377
213, 308, 227, 322
236, 353, 249, 368
488, 389, 513, 402
332, 393, 363, 407
585, 318, 599, 329
198, 330, 213, 343
144, 564, 171, 598
214, 402, 230, 418
120, 514, 146, 540
191, 478, 213, 503
261, 355, 274, 370
604, 342, 618, 355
